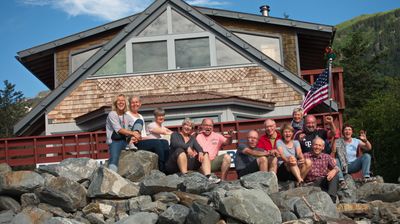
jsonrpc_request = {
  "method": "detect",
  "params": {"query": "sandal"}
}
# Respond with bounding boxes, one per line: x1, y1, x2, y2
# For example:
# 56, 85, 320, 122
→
339, 180, 348, 190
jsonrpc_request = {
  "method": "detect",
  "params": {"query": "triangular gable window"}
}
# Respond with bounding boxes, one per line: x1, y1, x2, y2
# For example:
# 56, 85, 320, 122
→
92, 4, 253, 76
95, 47, 126, 76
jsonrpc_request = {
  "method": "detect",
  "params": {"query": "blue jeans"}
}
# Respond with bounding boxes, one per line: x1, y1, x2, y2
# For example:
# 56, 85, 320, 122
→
108, 140, 127, 170
137, 139, 169, 172
348, 153, 371, 178
336, 158, 345, 181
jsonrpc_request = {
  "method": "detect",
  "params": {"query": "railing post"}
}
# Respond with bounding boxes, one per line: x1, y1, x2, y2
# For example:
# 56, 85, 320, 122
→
75, 135, 79, 157
33, 138, 38, 166
61, 136, 66, 160
89, 133, 94, 159
5, 140, 9, 164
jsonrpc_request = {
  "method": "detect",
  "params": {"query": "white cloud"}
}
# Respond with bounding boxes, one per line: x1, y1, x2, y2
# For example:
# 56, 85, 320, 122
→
19, 0, 152, 21
19, 0, 229, 21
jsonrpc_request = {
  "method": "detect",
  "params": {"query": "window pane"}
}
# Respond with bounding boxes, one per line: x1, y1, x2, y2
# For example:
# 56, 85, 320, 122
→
175, 38, 210, 69
235, 32, 282, 64
133, 41, 167, 73
94, 47, 126, 76
71, 47, 99, 73
216, 39, 250, 66
138, 10, 168, 37
172, 10, 203, 34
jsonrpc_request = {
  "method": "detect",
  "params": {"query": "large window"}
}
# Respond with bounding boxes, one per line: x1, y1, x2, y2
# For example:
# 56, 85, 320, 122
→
90, 5, 285, 77
71, 47, 100, 73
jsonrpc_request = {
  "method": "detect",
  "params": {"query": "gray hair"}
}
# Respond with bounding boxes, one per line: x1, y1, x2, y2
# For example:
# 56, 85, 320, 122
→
182, 118, 195, 129
153, 107, 165, 116
312, 136, 325, 146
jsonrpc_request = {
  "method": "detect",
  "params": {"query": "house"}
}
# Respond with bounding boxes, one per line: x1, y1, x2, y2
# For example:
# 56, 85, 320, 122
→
14, 0, 342, 136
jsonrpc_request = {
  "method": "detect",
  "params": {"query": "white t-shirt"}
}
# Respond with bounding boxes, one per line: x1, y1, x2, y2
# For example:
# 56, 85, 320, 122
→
346, 138, 361, 163
125, 111, 147, 137
146, 122, 163, 139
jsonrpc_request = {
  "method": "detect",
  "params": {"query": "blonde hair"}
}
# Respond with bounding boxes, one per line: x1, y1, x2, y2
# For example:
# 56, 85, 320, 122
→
128, 95, 141, 112
182, 118, 195, 129
280, 123, 295, 137
292, 107, 304, 116
112, 94, 127, 112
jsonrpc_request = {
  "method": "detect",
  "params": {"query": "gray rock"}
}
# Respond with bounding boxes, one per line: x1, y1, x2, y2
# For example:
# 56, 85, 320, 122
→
118, 151, 158, 182
38, 203, 71, 218
216, 189, 281, 224
293, 191, 339, 219
179, 172, 216, 194
0, 210, 15, 224
127, 195, 152, 213
356, 182, 400, 202
281, 210, 298, 222
213, 180, 243, 192
269, 186, 321, 211
158, 204, 189, 224
93, 199, 130, 214
85, 213, 105, 224
139, 201, 167, 214
153, 192, 180, 205
87, 167, 139, 199
337, 174, 358, 203
21, 193, 40, 208
0, 196, 21, 213
35, 176, 87, 213
44, 217, 85, 224
240, 171, 279, 194
283, 218, 314, 224
39, 158, 99, 183
11, 207, 53, 224
0, 163, 12, 175
0, 170, 44, 195
82, 202, 115, 219
173, 191, 209, 207
115, 212, 158, 224
140, 171, 183, 195
186, 201, 220, 224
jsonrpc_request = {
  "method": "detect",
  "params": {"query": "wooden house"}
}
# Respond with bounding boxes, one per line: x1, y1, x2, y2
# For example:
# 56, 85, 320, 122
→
14, 0, 343, 136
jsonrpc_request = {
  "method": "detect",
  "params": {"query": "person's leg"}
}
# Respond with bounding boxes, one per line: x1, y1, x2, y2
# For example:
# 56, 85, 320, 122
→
165, 149, 183, 175
200, 153, 211, 176
220, 154, 231, 180
108, 140, 127, 172
300, 158, 312, 179
137, 139, 166, 172
326, 174, 339, 203
360, 153, 372, 178
160, 139, 170, 165
176, 152, 188, 174
336, 158, 345, 181
268, 156, 278, 173
237, 159, 260, 178
256, 156, 268, 171
348, 157, 363, 174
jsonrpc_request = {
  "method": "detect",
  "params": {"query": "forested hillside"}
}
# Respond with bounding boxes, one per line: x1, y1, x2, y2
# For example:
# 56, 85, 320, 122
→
333, 8, 400, 182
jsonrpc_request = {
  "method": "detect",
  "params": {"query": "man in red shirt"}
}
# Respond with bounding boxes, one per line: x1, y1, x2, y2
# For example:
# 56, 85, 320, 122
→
256, 119, 281, 173
304, 137, 339, 202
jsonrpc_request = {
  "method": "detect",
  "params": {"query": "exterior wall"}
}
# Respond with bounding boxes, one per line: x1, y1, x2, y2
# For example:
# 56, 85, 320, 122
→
47, 66, 303, 124
213, 17, 299, 75
55, 29, 120, 87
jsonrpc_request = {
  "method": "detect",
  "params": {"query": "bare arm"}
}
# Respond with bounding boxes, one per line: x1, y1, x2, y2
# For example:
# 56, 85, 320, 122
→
359, 131, 372, 151
325, 116, 337, 139
242, 147, 269, 157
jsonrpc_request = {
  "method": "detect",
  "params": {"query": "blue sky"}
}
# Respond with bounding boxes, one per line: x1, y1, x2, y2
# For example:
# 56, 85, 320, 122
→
1, 0, 399, 98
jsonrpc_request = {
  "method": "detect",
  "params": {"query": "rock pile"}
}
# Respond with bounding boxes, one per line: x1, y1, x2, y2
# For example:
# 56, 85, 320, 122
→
0, 150, 399, 223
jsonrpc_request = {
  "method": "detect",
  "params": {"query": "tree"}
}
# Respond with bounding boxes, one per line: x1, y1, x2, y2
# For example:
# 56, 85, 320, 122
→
0, 80, 30, 138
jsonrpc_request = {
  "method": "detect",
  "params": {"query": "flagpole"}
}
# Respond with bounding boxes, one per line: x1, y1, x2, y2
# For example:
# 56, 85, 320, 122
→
328, 57, 333, 115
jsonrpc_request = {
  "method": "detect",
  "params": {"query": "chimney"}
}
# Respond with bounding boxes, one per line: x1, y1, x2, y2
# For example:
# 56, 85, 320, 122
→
259, 5, 270, 17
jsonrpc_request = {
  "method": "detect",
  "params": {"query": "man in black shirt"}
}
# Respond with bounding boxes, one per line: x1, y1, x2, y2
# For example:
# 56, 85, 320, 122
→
297, 115, 337, 153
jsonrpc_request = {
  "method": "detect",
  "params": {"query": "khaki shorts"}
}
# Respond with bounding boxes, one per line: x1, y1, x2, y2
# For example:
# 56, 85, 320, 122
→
211, 154, 225, 172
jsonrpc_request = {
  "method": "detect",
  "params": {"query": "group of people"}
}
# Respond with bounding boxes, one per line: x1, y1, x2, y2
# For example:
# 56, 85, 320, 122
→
106, 94, 376, 201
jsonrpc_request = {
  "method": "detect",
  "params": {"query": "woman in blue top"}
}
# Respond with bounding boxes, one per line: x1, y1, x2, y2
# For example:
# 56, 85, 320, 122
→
277, 124, 312, 186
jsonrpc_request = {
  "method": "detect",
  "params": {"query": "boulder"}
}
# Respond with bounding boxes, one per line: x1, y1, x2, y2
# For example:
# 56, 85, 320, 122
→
20, 193, 40, 208
179, 172, 217, 194
82, 202, 115, 219
115, 212, 158, 224
127, 195, 152, 213
293, 191, 339, 219
280, 210, 298, 222
269, 186, 321, 211
85, 213, 105, 224
0, 170, 44, 195
337, 174, 358, 203
216, 189, 281, 224
93, 199, 130, 214
0, 163, 11, 175
158, 204, 189, 224
87, 167, 139, 199
356, 182, 400, 202
38, 203, 71, 218
35, 176, 87, 213
336, 203, 373, 219
11, 207, 53, 224
44, 217, 85, 224
118, 151, 158, 182
212, 180, 243, 192
153, 192, 180, 205
38, 158, 99, 183
139, 171, 183, 195
139, 201, 167, 214
240, 171, 279, 194
0, 196, 21, 213
173, 191, 209, 207
368, 200, 400, 223
186, 201, 221, 224
0, 210, 15, 224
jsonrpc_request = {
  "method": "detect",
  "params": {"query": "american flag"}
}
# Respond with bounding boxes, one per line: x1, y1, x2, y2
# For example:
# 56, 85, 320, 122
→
301, 69, 329, 114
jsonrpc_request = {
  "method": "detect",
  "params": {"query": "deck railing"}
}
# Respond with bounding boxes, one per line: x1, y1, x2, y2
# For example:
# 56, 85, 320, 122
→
0, 112, 341, 168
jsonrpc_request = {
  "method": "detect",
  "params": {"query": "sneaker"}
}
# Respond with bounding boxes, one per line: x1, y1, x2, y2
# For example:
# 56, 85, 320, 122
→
339, 180, 348, 190
126, 143, 138, 151
363, 176, 378, 183
207, 175, 221, 184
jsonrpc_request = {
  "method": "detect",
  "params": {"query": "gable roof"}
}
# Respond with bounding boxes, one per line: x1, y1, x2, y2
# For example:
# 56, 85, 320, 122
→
17, 6, 334, 89
14, 0, 337, 136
